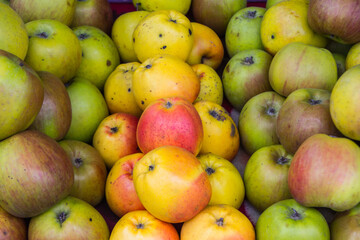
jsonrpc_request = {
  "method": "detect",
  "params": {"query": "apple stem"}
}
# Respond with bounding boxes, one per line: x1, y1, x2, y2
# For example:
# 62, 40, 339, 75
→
216, 217, 224, 227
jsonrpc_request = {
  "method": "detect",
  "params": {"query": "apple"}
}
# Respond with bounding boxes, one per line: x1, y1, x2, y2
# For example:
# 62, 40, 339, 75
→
64, 78, 109, 143
276, 88, 341, 155
0, 49, 44, 141
308, 0, 360, 44
238, 91, 285, 155
59, 140, 107, 207
71, 0, 113, 35
269, 42, 338, 97
244, 145, 293, 212
25, 19, 82, 83
110, 210, 179, 240
137, 97, 203, 156
93, 112, 139, 169
194, 100, 240, 161
0, 130, 74, 218
346, 42, 360, 70
28, 196, 110, 240
225, 7, 266, 57
133, 0, 191, 15
191, 0, 247, 37
105, 153, 145, 218
180, 204, 255, 240
222, 49, 273, 111
187, 22, 224, 70
29, 71, 72, 141
332, 53, 346, 78
0, 3, 28, 60
330, 203, 360, 239
133, 10, 194, 62
133, 145, 211, 223
288, 134, 360, 212
330, 65, 360, 141
256, 199, 330, 240
0, 206, 27, 240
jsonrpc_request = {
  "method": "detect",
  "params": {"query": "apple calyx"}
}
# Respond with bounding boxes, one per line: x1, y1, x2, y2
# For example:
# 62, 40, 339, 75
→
276, 156, 290, 165
73, 157, 83, 168
110, 126, 118, 134
246, 11, 257, 19
169, 19, 177, 24
265, 106, 277, 116
308, 99, 322, 105
145, 64, 152, 69
148, 164, 155, 171
216, 217, 224, 227
56, 211, 69, 227
78, 33, 90, 40
289, 208, 302, 221
165, 101, 173, 109
205, 167, 215, 175
209, 110, 226, 121
136, 223, 145, 229
241, 56, 254, 65
35, 32, 48, 39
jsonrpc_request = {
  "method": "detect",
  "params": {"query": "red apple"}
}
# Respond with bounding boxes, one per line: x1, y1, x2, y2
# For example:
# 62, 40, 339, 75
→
0, 206, 27, 240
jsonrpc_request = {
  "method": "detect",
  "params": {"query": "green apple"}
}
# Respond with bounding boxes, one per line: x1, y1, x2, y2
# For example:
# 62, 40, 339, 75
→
64, 78, 109, 143
222, 49, 273, 112
10, 0, 76, 26
0, 206, 27, 239
238, 91, 285, 155
133, 0, 191, 15
256, 199, 330, 240
225, 7, 266, 57
28, 196, 110, 240
0, 3, 28, 60
331, 203, 360, 239
0, 49, 44, 141
25, 19, 82, 83
266, 0, 284, 8
73, 25, 120, 90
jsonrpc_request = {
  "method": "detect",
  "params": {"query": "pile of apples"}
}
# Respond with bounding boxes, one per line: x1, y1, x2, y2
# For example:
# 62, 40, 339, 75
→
0, 0, 360, 239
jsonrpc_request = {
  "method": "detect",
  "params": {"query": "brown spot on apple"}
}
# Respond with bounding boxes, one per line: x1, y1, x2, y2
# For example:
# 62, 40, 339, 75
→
107, 60, 111, 66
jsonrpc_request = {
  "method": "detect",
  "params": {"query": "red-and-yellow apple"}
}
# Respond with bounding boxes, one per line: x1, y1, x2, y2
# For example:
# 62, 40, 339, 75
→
0, 206, 27, 240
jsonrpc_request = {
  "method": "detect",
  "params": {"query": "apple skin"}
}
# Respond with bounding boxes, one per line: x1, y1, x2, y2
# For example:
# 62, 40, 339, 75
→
28, 196, 110, 240
133, 145, 212, 223
133, 0, 191, 15
180, 204, 255, 240
345, 42, 360, 70
110, 210, 179, 240
0, 49, 44, 141
238, 91, 285, 155
25, 19, 82, 84
288, 134, 360, 212
269, 42, 338, 97
222, 49, 273, 112
136, 97, 203, 156
308, 0, 360, 44
256, 199, 330, 240
59, 140, 107, 207
276, 88, 341, 155
0, 206, 27, 240
244, 145, 293, 212
330, 203, 360, 240
0, 3, 28, 60
0, 130, 74, 218
29, 71, 72, 141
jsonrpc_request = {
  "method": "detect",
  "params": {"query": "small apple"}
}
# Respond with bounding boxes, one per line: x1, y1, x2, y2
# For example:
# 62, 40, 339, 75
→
346, 41, 360, 70
133, 0, 191, 15
330, 203, 360, 240
0, 206, 27, 240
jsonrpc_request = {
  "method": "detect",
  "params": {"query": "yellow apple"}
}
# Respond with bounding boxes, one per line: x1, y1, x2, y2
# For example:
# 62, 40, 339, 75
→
133, 0, 191, 15
345, 42, 360, 70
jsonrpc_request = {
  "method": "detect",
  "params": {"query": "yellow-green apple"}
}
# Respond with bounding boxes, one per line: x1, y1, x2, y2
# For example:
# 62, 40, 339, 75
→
0, 130, 74, 218
132, 54, 200, 110
137, 97, 203, 156
330, 203, 360, 240
0, 3, 28, 59
105, 153, 145, 218
191, 0, 247, 37
265, 0, 283, 8
332, 53, 346, 78
93, 112, 139, 169
269, 42, 337, 97
222, 49, 273, 111
0, 206, 27, 240
25, 19, 82, 83
104, 62, 143, 117
71, 0, 113, 35
330, 65, 360, 141
225, 7, 266, 57
111, 11, 149, 63
0, 49, 44, 141
64, 78, 109, 143
187, 22, 224, 70
29, 71, 72, 141
192, 63, 223, 105
133, 10, 194, 62
194, 100, 239, 161
28, 196, 109, 240
59, 140, 107, 206
181, 204, 255, 240
133, 0, 191, 15
73, 25, 120, 90
288, 134, 360, 212
238, 91, 285, 155
256, 199, 330, 240
110, 210, 179, 240
197, 153, 245, 209
244, 145, 293, 212
276, 88, 341, 155
133, 145, 211, 223
345, 42, 360, 70
10, 0, 76, 25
